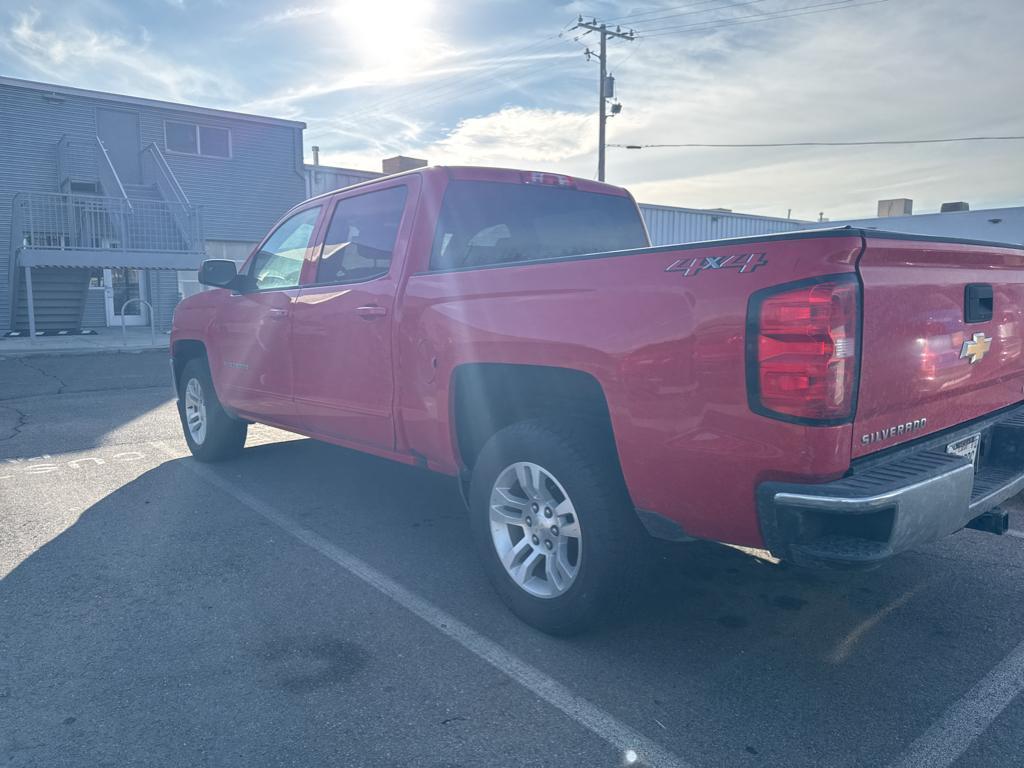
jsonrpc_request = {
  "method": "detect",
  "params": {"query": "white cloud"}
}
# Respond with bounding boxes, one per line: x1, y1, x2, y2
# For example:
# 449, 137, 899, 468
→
427, 106, 595, 166
252, 5, 328, 27
1, 8, 235, 104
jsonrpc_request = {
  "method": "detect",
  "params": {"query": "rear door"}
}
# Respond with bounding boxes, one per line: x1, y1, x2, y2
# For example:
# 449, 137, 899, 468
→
290, 178, 417, 449
853, 235, 1024, 458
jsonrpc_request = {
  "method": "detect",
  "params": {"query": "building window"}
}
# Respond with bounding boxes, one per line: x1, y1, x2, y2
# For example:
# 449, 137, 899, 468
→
165, 120, 231, 158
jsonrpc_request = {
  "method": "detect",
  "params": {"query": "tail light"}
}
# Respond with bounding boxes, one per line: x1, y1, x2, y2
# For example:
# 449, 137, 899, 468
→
747, 275, 860, 424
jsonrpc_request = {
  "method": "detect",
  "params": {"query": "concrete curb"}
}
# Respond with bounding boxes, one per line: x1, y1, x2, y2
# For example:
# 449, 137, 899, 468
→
0, 344, 168, 360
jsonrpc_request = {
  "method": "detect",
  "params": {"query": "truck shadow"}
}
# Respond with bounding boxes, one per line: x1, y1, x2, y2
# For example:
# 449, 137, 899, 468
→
4, 435, 1022, 765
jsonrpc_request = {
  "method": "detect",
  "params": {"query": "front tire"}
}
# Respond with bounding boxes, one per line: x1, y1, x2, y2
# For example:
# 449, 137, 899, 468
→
177, 357, 247, 462
469, 420, 642, 635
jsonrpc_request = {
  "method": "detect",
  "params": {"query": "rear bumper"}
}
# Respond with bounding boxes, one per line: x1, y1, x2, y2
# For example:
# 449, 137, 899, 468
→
758, 403, 1024, 567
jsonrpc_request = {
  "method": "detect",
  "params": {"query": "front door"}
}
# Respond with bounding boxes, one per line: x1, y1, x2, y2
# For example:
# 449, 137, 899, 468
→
104, 268, 148, 326
96, 108, 142, 184
292, 183, 412, 449
211, 206, 323, 423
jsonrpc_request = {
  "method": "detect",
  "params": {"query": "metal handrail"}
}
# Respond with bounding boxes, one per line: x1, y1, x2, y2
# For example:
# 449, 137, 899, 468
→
141, 144, 199, 251
142, 143, 190, 206
11, 191, 204, 254
95, 136, 131, 210
120, 298, 156, 347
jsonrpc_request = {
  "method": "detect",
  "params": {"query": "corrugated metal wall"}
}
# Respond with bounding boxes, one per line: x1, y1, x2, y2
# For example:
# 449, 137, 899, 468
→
82, 289, 106, 327
638, 203, 804, 246
146, 269, 179, 331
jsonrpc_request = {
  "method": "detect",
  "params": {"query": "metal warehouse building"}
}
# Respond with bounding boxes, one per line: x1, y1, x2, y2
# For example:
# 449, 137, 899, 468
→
806, 202, 1024, 245
637, 203, 805, 245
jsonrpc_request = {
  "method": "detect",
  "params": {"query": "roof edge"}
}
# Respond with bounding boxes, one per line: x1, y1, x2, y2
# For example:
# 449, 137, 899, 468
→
0, 75, 306, 129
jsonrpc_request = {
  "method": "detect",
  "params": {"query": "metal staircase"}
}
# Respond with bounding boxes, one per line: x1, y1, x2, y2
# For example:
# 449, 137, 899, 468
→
8, 137, 205, 333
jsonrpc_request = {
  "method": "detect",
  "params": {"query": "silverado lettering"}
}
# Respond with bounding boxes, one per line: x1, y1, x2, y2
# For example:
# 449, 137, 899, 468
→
861, 419, 928, 446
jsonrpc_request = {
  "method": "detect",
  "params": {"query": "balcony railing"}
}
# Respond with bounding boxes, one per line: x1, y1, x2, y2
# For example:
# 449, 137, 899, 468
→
12, 191, 204, 257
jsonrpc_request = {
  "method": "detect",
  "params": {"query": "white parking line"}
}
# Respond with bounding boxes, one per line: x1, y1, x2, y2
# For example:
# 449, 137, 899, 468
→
151, 442, 689, 768
1006, 529, 1024, 539
888, 637, 1024, 768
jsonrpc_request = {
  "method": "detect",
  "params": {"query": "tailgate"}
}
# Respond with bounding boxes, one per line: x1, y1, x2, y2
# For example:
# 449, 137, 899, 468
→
853, 235, 1024, 458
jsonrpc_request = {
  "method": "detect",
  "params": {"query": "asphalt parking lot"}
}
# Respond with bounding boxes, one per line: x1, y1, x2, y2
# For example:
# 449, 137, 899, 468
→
3, 351, 1024, 767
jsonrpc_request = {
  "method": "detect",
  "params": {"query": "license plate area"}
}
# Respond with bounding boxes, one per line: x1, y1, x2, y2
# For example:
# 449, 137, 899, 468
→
947, 432, 982, 472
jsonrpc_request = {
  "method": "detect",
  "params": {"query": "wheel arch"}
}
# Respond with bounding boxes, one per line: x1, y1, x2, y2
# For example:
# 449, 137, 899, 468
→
171, 338, 208, 392
450, 363, 620, 472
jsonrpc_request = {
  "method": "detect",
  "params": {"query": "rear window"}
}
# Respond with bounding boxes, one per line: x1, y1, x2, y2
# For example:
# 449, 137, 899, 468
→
429, 181, 649, 271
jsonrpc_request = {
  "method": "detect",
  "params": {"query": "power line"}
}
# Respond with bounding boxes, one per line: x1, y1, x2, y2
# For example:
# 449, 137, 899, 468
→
633, 0, 887, 36
611, 136, 1024, 148
601, 0, 757, 24
610, 0, 772, 28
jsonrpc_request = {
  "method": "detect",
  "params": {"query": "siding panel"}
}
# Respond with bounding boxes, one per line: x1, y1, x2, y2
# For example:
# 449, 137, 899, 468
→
82, 288, 106, 327
639, 203, 805, 246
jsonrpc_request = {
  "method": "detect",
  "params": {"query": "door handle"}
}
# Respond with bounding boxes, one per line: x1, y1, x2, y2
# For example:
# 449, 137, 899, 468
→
355, 305, 388, 319
267, 308, 289, 320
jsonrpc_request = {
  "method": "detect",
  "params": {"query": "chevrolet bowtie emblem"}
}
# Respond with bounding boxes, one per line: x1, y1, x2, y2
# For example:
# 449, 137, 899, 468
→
960, 332, 993, 364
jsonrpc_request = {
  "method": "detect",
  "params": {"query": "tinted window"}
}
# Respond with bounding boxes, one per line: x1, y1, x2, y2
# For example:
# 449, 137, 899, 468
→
199, 125, 230, 158
249, 207, 321, 290
166, 120, 231, 158
165, 121, 198, 154
316, 186, 408, 284
429, 181, 649, 270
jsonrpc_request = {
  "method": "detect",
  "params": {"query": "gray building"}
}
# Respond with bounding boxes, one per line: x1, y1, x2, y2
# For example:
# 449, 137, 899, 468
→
637, 203, 806, 246
1, 76, 306, 335
803, 199, 1024, 246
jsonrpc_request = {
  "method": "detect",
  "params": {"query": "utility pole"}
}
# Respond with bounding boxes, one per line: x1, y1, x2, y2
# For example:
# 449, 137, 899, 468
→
573, 16, 634, 181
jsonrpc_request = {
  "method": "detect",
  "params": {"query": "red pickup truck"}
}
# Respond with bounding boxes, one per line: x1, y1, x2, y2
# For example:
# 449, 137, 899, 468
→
171, 166, 1024, 633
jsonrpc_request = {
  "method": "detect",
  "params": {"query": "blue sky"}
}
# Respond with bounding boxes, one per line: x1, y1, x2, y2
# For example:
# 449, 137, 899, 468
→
1, 0, 1022, 219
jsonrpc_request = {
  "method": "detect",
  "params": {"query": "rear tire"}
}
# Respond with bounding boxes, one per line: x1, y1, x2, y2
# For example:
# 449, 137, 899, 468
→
177, 357, 247, 462
469, 419, 642, 635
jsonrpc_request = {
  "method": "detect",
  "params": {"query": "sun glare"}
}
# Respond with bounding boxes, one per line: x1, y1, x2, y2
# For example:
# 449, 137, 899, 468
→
330, 0, 441, 82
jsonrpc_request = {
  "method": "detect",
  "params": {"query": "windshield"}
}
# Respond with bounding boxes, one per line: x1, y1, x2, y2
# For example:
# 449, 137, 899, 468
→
429, 180, 650, 270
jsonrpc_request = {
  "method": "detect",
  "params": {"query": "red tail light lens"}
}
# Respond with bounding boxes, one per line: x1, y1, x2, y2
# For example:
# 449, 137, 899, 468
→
748, 276, 860, 423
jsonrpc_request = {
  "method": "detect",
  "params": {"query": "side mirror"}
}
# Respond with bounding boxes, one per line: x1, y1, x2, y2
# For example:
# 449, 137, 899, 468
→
198, 259, 240, 289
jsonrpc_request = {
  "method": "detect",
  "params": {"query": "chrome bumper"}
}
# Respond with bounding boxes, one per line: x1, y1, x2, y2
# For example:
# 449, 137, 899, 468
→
758, 404, 1024, 567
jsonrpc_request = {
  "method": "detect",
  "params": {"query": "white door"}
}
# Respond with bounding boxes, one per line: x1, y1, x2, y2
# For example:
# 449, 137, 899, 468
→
104, 268, 149, 326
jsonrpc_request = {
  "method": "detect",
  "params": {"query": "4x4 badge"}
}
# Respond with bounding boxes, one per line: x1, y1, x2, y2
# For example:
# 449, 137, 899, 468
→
960, 332, 992, 364
665, 252, 767, 277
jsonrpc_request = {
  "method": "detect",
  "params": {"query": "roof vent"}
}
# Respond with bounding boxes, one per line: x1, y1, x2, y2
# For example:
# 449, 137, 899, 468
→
877, 198, 913, 217
940, 201, 970, 213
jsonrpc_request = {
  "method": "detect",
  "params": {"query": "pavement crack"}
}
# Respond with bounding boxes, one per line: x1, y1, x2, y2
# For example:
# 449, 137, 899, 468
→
0, 383, 169, 403
0, 404, 28, 441
15, 358, 67, 395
